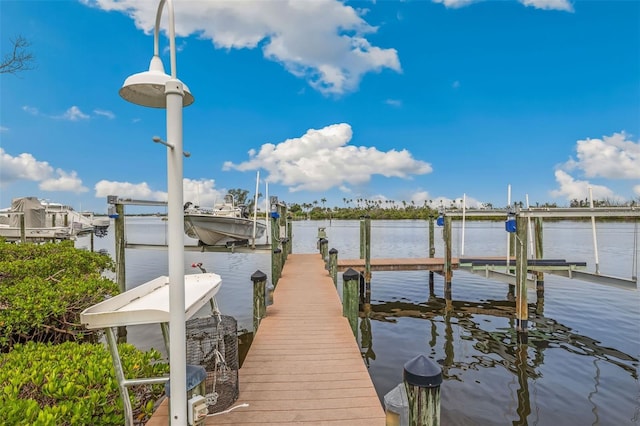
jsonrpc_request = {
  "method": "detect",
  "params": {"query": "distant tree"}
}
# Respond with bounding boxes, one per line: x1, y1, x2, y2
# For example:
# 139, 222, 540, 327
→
227, 188, 250, 205
1, 35, 35, 75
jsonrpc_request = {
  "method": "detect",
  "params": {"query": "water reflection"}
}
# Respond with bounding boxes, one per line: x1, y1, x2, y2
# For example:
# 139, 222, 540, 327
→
359, 285, 638, 425
364, 297, 637, 379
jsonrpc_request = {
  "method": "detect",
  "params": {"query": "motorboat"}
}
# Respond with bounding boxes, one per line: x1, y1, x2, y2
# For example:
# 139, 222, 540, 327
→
183, 194, 267, 246
41, 200, 110, 237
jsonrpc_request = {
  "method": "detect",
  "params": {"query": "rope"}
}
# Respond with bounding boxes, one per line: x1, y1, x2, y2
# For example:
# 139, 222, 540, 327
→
206, 403, 249, 417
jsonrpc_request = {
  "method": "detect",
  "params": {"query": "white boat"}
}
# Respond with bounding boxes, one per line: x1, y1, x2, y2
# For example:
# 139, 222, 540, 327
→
0, 197, 109, 241
184, 194, 267, 246
41, 200, 110, 237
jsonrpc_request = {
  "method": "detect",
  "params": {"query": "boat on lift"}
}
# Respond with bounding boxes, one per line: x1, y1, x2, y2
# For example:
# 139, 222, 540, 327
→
183, 194, 266, 246
0, 197, 109, 241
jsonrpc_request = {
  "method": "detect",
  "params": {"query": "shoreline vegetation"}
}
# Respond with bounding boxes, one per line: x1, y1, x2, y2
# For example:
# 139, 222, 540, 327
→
112, 201, 639, 222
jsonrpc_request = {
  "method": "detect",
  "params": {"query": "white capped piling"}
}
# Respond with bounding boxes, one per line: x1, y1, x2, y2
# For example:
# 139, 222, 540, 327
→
404, 354, 442, 426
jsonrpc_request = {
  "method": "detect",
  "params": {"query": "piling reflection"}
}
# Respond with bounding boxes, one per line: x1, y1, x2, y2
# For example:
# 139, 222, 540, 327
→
360, 288, 638, 425
365, 297, 638, 379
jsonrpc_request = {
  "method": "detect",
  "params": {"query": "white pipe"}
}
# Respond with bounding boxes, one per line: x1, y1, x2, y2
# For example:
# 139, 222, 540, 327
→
252, 171, 259, 248
265, 182, 270, 244
589, 187, 600, 274
157, 0, 188, 423
461, 194, 466, 256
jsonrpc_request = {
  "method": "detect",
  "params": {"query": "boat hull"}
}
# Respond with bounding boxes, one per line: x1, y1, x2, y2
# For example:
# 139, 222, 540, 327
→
184, 214, 266, 246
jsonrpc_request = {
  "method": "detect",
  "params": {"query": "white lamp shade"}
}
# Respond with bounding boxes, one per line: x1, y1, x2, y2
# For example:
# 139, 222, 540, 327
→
119, 56, 194, 108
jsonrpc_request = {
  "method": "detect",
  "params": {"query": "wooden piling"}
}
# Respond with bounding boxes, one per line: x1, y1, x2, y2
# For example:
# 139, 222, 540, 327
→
329, 248, 338, 286
342, 268, 359, 338
363, 216, 371, 284
272, 248, 282, 288
251, 270, 267, 333
19, 214, 26, 243
114, 203, 127, 343
534, 217, 545, 310
270, 213, 279, 253
359, 217, 366, 259
286, 215, 293, 255
281, 237, 289, 262
319, 238, 328, 267
404, 354, 442, 426
443, 215, 452, 291
429, 215, 435, 291
515, 216, 528, 333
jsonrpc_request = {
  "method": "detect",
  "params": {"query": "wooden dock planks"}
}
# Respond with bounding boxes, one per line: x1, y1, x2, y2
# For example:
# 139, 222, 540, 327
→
147, 253, 385, 425
213, 253, 385, 425
337, 257, 460, 272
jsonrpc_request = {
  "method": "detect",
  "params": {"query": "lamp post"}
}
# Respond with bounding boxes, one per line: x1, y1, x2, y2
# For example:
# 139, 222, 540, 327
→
119, 1, 193, 424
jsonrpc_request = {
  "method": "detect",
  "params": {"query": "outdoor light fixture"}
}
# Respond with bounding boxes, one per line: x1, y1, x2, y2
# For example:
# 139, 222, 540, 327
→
119, 0, 193, 424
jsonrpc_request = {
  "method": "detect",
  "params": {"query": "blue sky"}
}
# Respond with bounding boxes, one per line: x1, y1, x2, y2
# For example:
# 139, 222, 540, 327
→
1, 0, 639, 213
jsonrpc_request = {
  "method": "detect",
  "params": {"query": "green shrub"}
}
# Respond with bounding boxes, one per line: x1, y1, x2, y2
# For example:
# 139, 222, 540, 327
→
0, 341, 169, 425
0, 241, 118, 351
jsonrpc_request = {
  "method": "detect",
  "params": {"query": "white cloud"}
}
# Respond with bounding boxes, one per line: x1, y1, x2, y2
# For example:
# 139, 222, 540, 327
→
94, 109, 115, 119
0, 148, 54, 186
561, 132, 640, 180
550, 170, 621, 202
385, 99, 402, 107
452, 80, 460, 89
432, 0, 573, 11
56, 106, 90, 121
39, 170, 88, 193
93, 177, 226, 206
0, 148, 88, 193
87, 0, 401, 96
0, 126, 8, 132
431, 0, 477, 9
634, 185, 640, 197
94, 180, 167, 201
223, 123, 432, 193
519, 0, 574, 12
183, 178, 226, 208
22, 105, 39, 116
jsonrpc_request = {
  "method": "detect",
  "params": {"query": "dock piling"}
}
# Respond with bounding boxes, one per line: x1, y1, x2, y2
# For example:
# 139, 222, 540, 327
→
443, 215, 452, 292
404, 354, 442, 426
114, 202, 127, 343
251, 270, 267, 333
342, 268, 359, 338
329, 248, 338, 286
515, 216, 529, 334
272, 248, 282, 288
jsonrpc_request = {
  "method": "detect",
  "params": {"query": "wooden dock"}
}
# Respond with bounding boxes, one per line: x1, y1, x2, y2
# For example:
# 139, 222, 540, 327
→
147, 253, 385, 425
338, 257, 460, 272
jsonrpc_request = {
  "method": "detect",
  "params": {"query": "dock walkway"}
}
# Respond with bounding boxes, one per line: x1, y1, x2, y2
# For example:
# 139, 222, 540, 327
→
148, 253, 385, 425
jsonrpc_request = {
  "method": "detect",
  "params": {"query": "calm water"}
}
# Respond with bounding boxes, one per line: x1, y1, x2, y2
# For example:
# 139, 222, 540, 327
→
80, 218, 640, 426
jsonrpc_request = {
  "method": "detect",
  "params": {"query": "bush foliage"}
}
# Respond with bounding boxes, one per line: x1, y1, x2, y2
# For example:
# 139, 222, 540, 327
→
0, 240, 118, 351
0, 341, 169, 425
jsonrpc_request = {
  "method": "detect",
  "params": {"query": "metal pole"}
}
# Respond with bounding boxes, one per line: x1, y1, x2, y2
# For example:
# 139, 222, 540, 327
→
589, 187, 600, 274
166, 77, 187, 425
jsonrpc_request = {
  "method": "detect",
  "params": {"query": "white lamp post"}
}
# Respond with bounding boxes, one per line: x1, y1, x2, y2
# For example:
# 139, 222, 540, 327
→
119, 0, 193, 424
